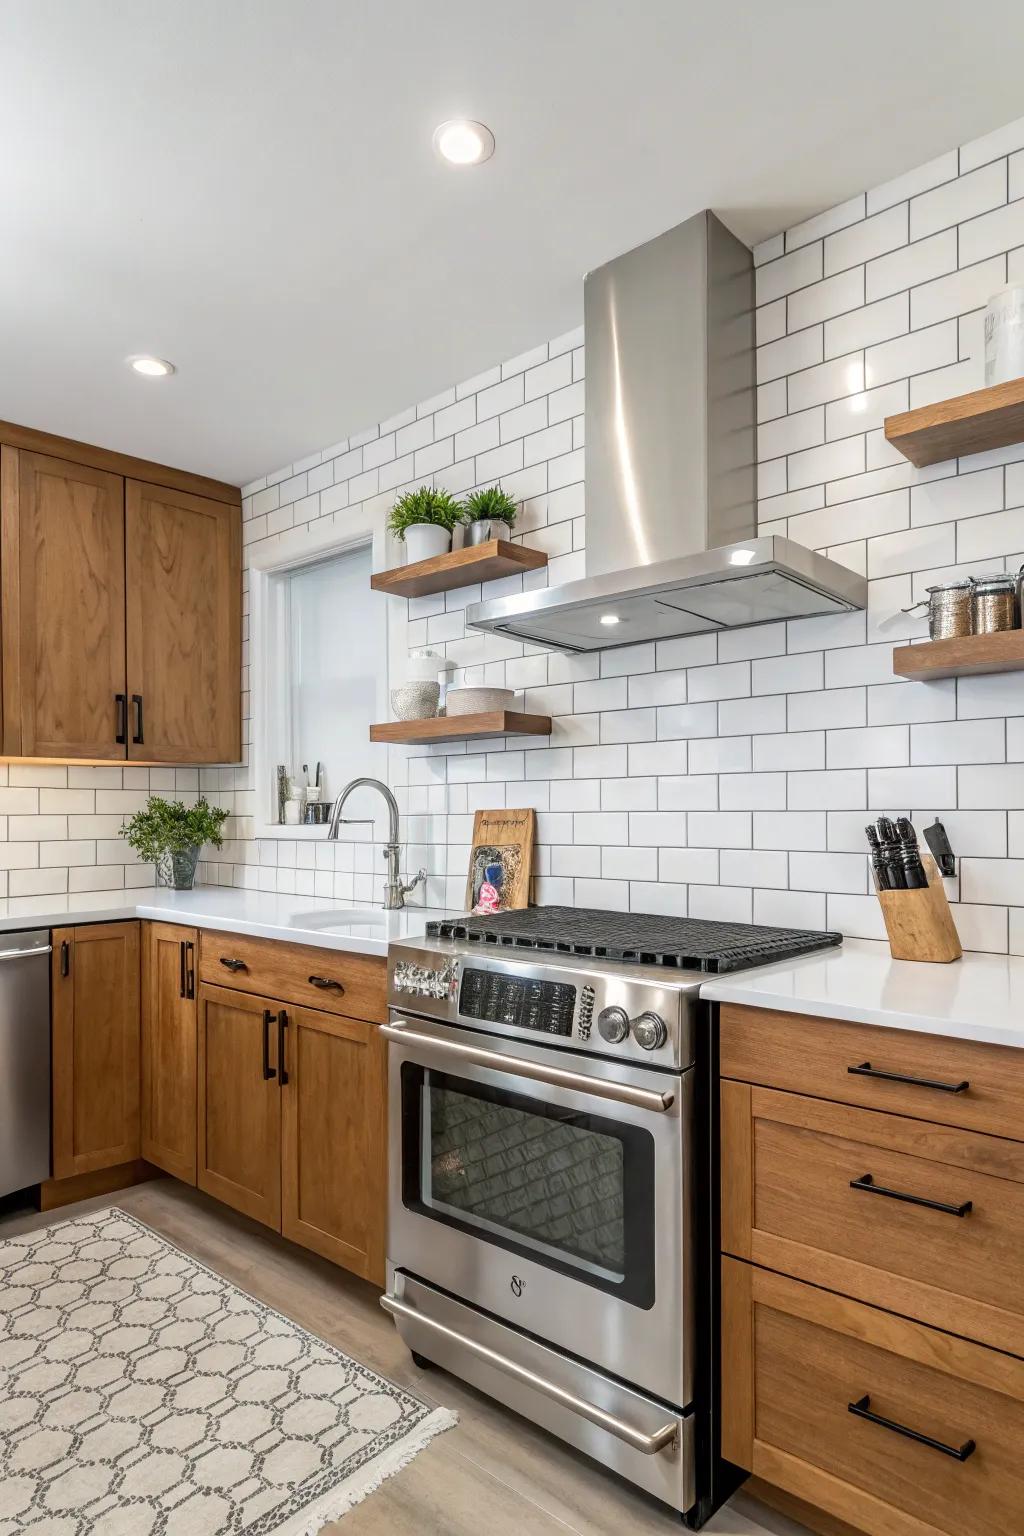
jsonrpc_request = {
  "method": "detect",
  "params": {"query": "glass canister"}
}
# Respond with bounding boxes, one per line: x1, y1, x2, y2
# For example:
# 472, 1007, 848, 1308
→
971, 573, 1018, 633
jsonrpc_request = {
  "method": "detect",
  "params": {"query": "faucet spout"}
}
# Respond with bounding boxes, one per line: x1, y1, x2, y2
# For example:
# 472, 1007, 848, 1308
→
326, 777, 411, 909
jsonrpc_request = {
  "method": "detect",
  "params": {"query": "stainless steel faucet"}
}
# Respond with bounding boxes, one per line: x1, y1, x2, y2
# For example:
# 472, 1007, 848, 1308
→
326, 776, 426, 910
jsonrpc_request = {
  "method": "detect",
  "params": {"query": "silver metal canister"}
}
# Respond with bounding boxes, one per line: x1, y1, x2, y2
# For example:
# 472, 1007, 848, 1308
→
904, 579, 974, 640
971, 573, 1018, 633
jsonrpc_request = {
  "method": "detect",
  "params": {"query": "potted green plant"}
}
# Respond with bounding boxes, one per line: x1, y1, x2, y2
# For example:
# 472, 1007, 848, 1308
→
461, 484, 519, 546
119, 796, 230, 890
387, 486, 464, 563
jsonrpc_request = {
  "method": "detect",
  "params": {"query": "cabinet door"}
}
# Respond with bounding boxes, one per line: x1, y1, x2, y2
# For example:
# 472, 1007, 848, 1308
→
281, 1005, 387, 1284
197, 983, 281, 1229
141, 922, 198, 1184
125, 479, 240, 763
52, 923, 141, 1178
1, 447, 126, 758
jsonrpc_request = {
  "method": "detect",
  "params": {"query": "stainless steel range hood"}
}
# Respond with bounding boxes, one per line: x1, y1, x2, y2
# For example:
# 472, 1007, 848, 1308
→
467, 211, 866, 653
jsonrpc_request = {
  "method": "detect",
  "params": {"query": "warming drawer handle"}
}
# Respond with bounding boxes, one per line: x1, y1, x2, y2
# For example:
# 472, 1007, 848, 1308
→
380, 1022, 675, 1113
0, 944, 53, 962
848, 1394, 976, 1462
380, 1293, 678, 1456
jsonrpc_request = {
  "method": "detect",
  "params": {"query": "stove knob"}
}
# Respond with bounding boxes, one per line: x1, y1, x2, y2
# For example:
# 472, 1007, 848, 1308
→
597, 1005, 630, 1044
632, 1011, 667, 1052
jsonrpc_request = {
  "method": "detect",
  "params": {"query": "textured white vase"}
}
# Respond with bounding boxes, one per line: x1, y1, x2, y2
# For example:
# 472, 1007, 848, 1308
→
405, 524, 451, 562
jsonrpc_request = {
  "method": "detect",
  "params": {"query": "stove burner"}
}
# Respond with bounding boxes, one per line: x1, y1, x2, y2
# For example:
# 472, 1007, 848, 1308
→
426, 906, 841, 974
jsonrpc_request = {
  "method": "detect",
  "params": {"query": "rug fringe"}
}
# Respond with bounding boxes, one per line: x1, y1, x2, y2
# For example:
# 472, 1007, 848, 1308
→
268, 1406, 457, 1535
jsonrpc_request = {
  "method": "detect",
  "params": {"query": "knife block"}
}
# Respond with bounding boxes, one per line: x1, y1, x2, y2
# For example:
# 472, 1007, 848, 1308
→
874, 852, 962, 963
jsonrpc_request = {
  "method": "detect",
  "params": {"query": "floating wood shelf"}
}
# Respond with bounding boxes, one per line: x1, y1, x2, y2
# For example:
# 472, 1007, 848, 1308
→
370, 538, 547, 599
893, 629, 1024, 680
885, 377, 1024, 467
369, 711, 552, 745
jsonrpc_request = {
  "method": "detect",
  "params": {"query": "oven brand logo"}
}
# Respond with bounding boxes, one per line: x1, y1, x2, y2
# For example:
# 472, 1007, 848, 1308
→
510, 1275, 524, 1298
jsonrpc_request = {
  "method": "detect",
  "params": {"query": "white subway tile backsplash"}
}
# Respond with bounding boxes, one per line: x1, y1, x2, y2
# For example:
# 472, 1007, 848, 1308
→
158, 119, 1020, 950
825, 293, 908, 359
788, 268, 865, 331
825, 203, 908, 276
756, 242, 823, 304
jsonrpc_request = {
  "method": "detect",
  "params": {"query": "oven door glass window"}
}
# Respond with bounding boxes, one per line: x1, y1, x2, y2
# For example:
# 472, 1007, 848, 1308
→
401, 1064, 656, 1307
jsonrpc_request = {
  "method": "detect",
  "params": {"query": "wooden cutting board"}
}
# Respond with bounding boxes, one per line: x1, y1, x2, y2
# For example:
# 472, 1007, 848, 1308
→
464, 808, 535, 913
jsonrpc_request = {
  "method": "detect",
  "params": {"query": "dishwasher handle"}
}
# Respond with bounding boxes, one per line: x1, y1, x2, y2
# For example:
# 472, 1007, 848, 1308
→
0, 944, 53, 962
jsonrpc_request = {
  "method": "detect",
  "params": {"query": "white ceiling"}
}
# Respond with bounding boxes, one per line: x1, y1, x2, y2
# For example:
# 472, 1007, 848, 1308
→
4, 1, 1024, 487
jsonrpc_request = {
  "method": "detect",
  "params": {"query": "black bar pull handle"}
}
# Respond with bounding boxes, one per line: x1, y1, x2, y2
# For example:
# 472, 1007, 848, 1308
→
115, 693, 127, 745
848, 1394, 976, 1461
849, 1061, 969, 1095
132, 694, 144, 745
179, 940, 186, 998
277, 1010, 289, 1086
185, 940, 195, 1000
59, 939, 69, 978
307, 974, 344, 993
261, 1009, 277, 1081
219, 956, 248, 973
850, 1172, 972, 1218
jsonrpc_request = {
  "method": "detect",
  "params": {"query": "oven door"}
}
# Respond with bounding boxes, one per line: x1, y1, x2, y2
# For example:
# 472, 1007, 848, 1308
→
383, 1014, 692, 1409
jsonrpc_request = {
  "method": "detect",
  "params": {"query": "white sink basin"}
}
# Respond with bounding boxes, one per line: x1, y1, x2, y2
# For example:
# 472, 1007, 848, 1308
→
287, 907, 387, 930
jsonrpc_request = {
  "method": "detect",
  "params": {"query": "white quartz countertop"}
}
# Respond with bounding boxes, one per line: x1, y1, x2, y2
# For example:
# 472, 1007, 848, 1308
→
0, 887, 455, 958
700, 937, 1024, 1050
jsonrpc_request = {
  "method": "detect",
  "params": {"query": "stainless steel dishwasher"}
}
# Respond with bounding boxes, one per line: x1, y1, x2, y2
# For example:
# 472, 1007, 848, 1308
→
0, 929, 52, 1198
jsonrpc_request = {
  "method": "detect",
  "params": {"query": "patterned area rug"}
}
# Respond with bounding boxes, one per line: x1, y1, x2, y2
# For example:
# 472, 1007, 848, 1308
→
0, 1208, 454, 1534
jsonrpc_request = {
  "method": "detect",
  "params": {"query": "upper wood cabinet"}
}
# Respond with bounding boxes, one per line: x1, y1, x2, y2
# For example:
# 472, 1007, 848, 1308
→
0, 422, 241, 764
126, 481, 240, 763
52, 922, 141, 1179
1, 449, 127, 758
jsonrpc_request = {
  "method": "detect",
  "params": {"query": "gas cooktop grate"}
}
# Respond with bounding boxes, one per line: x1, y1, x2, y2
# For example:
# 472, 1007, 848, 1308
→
425, 906, 841, 974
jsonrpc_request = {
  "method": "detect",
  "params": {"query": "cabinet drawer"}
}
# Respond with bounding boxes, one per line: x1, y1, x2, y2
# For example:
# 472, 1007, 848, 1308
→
722, 1083, 1024, 1358
722, 1258, 1024, 1536
198, 930, 386, 1024
719, 1003, 1024, 1143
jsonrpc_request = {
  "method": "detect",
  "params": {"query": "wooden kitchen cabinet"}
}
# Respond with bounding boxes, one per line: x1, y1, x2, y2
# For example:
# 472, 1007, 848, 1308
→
0, 422, 241, 764
197, 982, 283, 1230
141, 921, 198, 1184
719, 1002, 1024, 1536
281, 1004, 387, 1285
125, 479, 241, 763
722, 1258, 1024, 1536
0, 448, 127, 758
51, 922, 141, 1178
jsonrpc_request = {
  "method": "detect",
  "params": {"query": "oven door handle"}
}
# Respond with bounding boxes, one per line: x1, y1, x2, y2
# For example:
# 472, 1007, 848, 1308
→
381, 1293, 678, 1456
380, 1022, 675, 1113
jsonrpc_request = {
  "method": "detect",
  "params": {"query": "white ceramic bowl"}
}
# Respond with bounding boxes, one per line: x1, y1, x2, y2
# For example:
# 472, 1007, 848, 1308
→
390, 682, 440, 721
445, 686, 515, 716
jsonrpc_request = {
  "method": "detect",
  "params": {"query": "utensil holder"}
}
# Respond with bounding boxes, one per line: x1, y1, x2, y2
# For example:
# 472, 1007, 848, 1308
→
874, 852, 962, 963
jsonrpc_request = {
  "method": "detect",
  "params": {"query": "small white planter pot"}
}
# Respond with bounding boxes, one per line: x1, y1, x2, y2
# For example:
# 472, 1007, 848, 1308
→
404, 524, 451, 563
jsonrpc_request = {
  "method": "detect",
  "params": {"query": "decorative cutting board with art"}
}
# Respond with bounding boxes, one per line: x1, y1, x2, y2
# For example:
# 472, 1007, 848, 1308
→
465, 808, 535, 913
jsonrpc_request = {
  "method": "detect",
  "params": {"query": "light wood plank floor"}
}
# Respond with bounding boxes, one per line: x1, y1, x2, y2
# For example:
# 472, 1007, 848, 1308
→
0, 1180, 809, 1536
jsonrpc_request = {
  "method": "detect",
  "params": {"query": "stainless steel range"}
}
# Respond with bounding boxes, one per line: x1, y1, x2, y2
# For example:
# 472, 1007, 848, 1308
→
382, 907, 840, 1523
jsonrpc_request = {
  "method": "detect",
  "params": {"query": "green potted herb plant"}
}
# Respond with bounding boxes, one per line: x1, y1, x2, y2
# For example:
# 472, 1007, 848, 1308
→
387, 486, 464, 563
462, 484, 519, 546
120, 796, 230, 890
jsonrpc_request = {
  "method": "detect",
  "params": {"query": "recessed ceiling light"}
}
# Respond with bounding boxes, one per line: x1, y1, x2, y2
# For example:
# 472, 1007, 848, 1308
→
599, 613, 621, 626
128, 355, 175, 377
432, 119, 495, 166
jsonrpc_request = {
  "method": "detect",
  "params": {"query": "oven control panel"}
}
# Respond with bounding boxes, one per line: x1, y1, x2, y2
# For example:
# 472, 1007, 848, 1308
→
459, 967, 577, 1037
